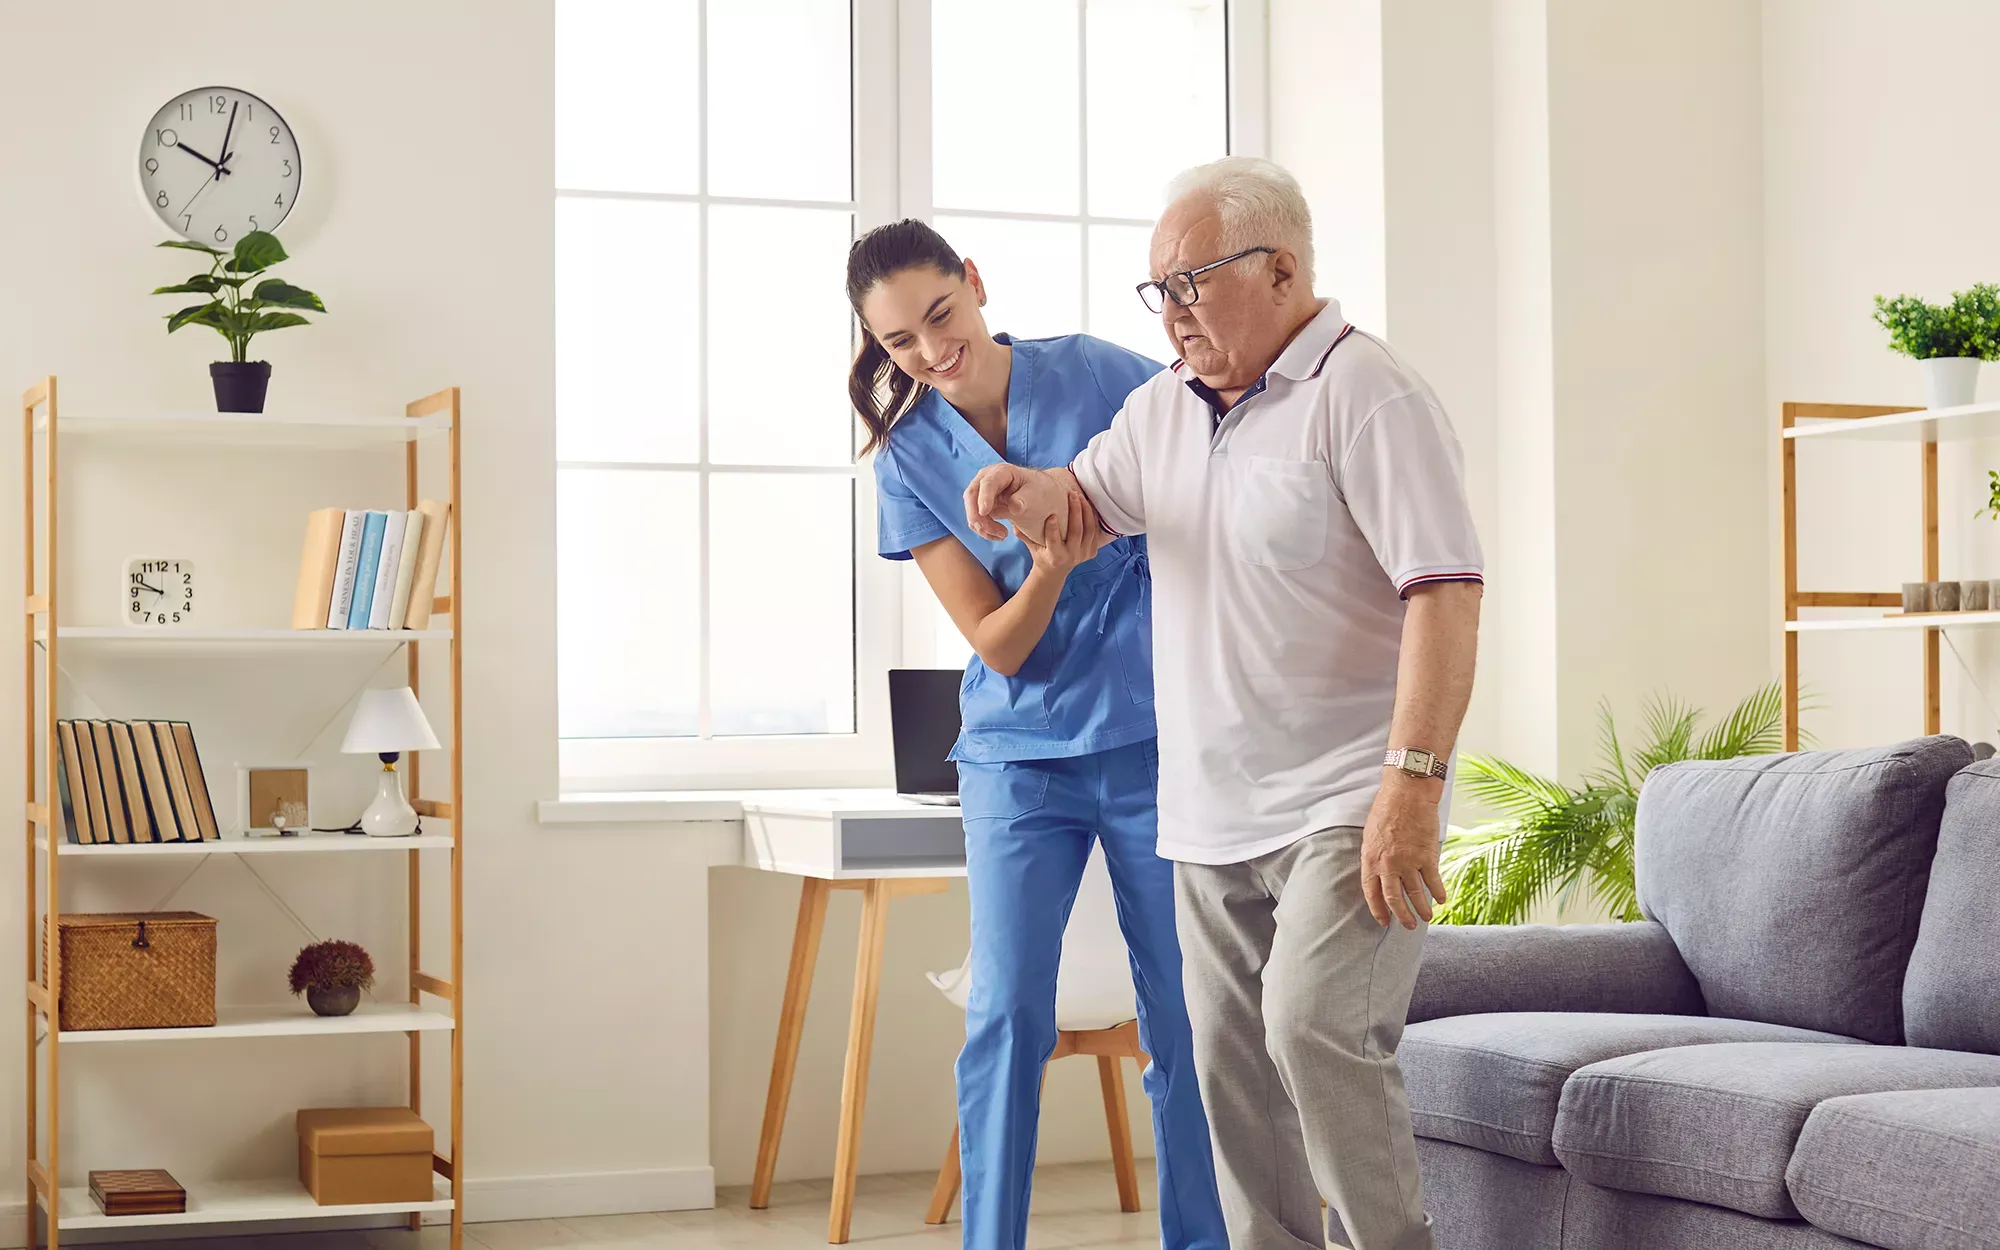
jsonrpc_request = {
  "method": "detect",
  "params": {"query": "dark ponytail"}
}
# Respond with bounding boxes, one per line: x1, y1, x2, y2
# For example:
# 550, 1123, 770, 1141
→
847, 219, 967, 458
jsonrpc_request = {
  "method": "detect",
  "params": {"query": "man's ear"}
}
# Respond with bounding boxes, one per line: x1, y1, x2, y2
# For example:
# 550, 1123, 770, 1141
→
965, 257, 989, 307
1269, 248, 1301, 302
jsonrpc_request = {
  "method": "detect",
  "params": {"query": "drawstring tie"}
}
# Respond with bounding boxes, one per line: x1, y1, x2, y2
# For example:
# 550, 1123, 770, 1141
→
1094, 544, 1150, 636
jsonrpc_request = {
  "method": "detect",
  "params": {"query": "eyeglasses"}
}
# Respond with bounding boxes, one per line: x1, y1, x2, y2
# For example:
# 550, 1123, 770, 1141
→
1135, 246, 1277, 313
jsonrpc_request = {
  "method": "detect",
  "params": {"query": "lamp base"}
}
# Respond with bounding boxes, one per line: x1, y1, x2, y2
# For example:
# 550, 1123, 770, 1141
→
359, 760, 418, 838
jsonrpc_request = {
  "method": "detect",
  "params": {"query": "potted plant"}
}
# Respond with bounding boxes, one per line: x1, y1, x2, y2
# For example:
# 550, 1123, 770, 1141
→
288, 939, 374, 1018
152, 231, 326, 414
1437, 683, 1800, 925
1873, 282, 2000, 410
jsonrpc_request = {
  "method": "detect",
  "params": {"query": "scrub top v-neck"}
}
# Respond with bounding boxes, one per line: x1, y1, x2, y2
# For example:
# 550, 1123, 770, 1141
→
875, 333, 1164, 763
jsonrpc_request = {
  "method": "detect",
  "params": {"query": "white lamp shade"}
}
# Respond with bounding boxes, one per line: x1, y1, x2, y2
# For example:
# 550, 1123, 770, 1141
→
341, 687, 441, 755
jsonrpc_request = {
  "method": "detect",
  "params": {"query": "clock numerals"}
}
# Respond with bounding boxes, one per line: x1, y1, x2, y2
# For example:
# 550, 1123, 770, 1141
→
281, 160, 293, 179
144, 157, 158, 175
145, 89, 295, 242
155, 190, 169, 209
210, 94, 230, 115
178, 101, 192, 121
155, 128, 178, 148
213, 224, 229, 244
270, 126, 281, 145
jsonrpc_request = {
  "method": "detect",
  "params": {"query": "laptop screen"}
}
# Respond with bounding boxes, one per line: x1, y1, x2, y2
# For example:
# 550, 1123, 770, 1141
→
888, 669, 963, 795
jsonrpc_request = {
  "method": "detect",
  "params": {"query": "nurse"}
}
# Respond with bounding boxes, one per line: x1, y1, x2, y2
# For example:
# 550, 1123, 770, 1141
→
848, 218, 1226, 1250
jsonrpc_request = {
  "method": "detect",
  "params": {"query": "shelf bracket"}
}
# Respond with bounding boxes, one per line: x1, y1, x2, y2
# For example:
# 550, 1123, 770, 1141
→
412, 971, 454, 1000
431, 1153, 455, 1181
26, 1160, 50, 1198
26, 982, 49, 1016
25, 803, 48, 827
412, 800, 453, 820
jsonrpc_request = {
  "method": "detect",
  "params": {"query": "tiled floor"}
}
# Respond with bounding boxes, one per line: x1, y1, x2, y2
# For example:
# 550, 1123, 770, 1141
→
94, 1161, 1163, 1250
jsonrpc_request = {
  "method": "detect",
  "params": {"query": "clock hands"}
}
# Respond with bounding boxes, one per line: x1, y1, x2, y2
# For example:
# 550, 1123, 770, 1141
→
134, 580, 165, 597
218, 100, 239, 171
174, 141, 231, 178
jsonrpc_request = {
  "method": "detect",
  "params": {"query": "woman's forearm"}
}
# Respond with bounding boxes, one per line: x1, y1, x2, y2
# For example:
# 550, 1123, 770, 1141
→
971, 567, 1067, 677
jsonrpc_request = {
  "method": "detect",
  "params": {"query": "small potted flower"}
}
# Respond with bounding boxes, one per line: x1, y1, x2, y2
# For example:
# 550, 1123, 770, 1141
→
288, 939, 374, 1018
1873, 283, 2000, 410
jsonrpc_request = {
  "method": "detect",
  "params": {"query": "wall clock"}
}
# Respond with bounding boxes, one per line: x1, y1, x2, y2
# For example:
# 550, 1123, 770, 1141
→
137, 86, 301, 248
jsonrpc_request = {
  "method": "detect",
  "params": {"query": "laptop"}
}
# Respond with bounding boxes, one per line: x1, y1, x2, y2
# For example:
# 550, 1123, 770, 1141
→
889, 668, 963, 806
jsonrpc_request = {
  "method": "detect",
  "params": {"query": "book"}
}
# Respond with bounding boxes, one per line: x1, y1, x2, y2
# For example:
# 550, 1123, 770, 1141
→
168, 722, 219, 841
73, 720, 109, 846
327, 509, 366, 630
56, 721, 86, 844
131, 722, 182, 842
88, 721, 132, 845
110, 721, 157, 843
367, 509, 409, 629
291, 507, 346, 630
402, 499, 452, 629
346, 510, 388, 629
387, 508, 424, 631
152, 722, 203, 841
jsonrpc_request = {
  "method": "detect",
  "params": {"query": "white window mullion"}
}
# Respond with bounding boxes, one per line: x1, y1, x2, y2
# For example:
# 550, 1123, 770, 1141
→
1077, 0, 1092, 335
1228, 0, 1269, 157
695, 0, 715, 740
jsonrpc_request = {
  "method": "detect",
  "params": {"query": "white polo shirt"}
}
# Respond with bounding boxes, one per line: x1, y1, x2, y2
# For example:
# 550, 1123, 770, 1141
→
1070, 299, 1483, 865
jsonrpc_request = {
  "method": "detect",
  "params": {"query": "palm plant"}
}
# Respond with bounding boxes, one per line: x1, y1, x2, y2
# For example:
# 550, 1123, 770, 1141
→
1437, 683, 1798, 925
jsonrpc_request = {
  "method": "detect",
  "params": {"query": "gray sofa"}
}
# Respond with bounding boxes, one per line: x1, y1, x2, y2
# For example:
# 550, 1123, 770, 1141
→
1395, 735, 2000, 1250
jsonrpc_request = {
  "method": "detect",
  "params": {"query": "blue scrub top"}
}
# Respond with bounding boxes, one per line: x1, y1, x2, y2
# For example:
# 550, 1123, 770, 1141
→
875, 333, 1164, 764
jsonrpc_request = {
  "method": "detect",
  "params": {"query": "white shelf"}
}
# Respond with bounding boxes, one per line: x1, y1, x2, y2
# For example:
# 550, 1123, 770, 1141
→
57, 1003, 454, 1045
48, 1178, 451, 1230
38, 627, 451, 654
40, 833, 454, 856
1785, 400, 2000, 443
1788, 610, 2000, 633
37, 410, 451, 448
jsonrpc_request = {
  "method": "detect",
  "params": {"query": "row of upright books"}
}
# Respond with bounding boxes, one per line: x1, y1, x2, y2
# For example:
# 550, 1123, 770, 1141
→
57, 719, 219, 844
290, 502, 452, 631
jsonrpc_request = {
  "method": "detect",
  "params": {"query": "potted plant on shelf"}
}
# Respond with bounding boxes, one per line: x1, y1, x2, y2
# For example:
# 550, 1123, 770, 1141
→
152, 231, 327, 414
288, 939, 374, 1018
1873, 282, 2000, 410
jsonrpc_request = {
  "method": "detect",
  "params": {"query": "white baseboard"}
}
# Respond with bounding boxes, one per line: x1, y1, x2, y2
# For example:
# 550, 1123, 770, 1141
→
463, 1166, 717, 1224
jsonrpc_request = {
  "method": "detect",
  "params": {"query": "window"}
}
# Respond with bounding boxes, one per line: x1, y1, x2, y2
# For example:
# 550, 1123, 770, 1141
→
557, 0, 1252, 788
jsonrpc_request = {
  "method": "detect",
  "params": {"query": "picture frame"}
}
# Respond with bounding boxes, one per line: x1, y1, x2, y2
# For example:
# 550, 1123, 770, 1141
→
234, 763, 315, 837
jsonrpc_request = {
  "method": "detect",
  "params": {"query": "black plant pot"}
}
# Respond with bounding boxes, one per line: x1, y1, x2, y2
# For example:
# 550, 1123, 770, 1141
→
210, 361, 272, 413
307, 985, 359, 1017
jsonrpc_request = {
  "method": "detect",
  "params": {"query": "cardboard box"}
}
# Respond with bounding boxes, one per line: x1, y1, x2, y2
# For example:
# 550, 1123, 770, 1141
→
296, 1107, 435, 1206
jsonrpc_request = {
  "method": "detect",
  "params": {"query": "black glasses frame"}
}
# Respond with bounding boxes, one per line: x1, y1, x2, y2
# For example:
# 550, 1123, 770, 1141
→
1135, 246, 1278, 313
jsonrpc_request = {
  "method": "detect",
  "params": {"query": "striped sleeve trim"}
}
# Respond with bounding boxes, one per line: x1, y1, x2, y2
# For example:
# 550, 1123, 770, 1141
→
1399, 571, 1484, 599
1068, 457, 1122, 537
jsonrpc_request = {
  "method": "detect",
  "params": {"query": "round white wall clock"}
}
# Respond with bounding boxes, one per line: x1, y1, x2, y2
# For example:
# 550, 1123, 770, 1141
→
138, 86, 302, 248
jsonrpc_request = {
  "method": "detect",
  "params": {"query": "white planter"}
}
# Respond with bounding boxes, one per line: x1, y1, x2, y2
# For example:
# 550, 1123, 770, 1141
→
1920, 356, 1981, 410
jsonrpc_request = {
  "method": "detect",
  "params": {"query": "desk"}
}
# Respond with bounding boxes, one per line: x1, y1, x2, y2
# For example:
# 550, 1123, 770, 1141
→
739, 792, 968, 1244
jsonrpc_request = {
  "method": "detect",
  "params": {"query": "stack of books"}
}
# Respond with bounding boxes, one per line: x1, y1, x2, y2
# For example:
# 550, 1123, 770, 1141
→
56, 719, 220, 845
88, 1169, 187, 1217
290, 502, 452, 631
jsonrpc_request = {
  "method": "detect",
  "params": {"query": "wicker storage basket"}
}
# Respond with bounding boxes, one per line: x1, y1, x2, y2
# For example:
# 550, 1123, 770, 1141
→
47, 912, 216, 1031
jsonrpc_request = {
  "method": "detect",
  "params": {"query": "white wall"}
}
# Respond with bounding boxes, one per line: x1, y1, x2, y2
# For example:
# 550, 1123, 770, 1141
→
0, 0, 731, 1229
1765, 0, 2000, 752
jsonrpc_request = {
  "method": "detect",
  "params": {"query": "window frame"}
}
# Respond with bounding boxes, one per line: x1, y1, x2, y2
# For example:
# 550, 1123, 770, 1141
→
557, 0, 1268, 792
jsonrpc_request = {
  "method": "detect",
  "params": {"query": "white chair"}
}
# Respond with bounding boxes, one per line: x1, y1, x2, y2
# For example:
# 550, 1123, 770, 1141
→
923, 842, 1148, 1224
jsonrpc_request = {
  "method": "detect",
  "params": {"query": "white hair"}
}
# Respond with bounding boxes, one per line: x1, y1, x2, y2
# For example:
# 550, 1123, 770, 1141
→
1164, 156, 1315, 287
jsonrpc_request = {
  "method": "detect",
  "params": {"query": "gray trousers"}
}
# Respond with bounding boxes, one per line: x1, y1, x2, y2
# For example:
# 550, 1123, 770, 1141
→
1174, 827, 1435, 1250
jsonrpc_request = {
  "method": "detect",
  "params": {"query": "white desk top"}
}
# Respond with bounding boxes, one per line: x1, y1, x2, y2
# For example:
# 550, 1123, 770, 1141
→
536, 788, 962, 825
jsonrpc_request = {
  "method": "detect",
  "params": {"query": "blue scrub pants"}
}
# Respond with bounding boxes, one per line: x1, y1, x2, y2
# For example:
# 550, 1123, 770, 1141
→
954, 739, 1227, 1250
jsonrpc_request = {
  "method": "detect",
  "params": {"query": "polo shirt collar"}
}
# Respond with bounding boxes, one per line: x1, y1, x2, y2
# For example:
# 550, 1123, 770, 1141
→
1172, 297, 1352, 419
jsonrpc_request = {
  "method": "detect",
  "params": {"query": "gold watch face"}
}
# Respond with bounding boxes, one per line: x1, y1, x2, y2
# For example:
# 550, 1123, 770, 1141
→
1404, 750, 1433, 774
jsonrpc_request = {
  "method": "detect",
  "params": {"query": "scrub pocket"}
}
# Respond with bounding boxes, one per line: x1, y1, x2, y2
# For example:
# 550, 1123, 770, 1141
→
960, 661, 1051, 732
955, 760, 1052, 823
1229, 455, 1332, 571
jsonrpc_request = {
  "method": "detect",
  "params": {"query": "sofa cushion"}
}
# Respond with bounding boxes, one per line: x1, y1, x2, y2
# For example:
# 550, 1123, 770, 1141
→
1554, 1042, 2000, 1220
1904, 760, 2000, 1054
1400, 1013, 1858, 1166
1788, 1088, 2000, 1250
1635, 735, 1971, 1044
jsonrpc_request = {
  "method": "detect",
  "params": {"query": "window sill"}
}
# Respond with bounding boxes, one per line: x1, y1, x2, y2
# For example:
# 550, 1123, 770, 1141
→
536, 791, 748, 825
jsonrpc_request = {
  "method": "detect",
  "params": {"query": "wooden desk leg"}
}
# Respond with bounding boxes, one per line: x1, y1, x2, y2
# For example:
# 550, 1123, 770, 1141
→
1099, 1055, 1141, 1213
924, 1124, 961, 1225
750, 877, 832, 1210
827, 880, 892, 1244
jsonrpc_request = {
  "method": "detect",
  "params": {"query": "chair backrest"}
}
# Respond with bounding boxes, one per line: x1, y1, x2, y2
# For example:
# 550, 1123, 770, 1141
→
1905, 758, 2000, 1054
928, 842, 1138, 1032
1634, 734, 1970, 1045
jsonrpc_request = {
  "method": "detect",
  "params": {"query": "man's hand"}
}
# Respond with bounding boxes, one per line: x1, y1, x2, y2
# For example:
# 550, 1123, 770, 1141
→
1361, 776, 1450, 929
1019, 492, 1109, 576
964, 464, 1073, 543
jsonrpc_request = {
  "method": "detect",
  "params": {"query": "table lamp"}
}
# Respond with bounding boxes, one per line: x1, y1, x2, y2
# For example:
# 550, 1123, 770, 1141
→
340, 687, 440, 837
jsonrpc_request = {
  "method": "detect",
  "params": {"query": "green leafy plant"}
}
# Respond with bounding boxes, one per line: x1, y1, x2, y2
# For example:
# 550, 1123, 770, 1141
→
1437, 683, 1799, 925
287, 939, 374, 996
1872, 283, 2000, 361
1980, 469, 2000, 521
152, 231, 326, 364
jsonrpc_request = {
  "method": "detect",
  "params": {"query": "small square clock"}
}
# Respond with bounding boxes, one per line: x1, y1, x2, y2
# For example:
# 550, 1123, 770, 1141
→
124, 557, 197, 628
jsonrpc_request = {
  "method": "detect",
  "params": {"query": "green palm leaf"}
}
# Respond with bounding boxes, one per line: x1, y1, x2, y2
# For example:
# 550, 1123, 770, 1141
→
1457, 755, 1574, 817
1693, 682, 1788, 760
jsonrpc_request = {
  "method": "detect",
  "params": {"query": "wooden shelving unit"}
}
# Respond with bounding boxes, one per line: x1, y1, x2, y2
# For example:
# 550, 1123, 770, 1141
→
18, 377, 466, 1249
1776, 399, 2000, 749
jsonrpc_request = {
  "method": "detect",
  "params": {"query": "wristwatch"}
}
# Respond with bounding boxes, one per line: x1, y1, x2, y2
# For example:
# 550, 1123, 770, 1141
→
1384, 748, 1448, 780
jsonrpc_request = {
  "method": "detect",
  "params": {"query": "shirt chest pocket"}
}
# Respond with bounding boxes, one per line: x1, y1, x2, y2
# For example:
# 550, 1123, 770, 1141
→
1228, 455, 1332, 571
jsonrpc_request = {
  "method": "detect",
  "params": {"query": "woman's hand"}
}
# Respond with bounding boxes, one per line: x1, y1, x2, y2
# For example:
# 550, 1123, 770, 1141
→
1020, 492, 1107, 577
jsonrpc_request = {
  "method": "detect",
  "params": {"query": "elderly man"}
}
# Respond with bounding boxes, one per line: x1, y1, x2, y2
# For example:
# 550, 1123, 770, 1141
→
964, 157, 1481, 1250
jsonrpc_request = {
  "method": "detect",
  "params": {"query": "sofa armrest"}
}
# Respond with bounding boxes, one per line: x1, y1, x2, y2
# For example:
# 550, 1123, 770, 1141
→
1408, 921, 1705, 1023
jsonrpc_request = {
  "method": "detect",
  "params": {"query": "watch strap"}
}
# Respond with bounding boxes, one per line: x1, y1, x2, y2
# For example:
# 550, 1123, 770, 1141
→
1384, 748, 1448, 779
